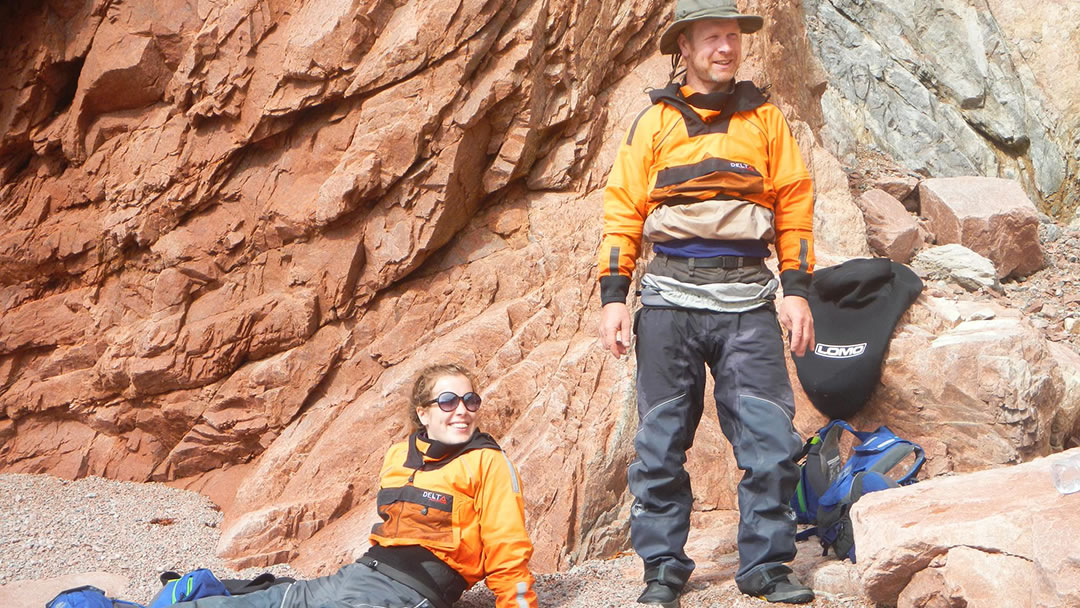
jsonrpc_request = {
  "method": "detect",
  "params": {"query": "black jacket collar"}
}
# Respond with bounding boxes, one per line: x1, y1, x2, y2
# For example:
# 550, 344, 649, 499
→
649, 80, 769, 117
403, 429, 501, 470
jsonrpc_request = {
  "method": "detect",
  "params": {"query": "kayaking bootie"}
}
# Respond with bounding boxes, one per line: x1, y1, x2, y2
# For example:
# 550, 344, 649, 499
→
637, 581, 681, 608
738, 564, 815, 604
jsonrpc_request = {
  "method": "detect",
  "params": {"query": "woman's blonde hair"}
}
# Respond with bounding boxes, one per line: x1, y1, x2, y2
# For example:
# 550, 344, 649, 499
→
408, 363, 478, 431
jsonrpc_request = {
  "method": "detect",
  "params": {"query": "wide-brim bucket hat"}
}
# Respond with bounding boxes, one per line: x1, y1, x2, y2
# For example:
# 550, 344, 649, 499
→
659, 0, 764, 55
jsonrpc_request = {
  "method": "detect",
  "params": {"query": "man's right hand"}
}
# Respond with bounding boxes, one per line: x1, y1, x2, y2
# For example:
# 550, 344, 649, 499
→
599, 302, 632, 358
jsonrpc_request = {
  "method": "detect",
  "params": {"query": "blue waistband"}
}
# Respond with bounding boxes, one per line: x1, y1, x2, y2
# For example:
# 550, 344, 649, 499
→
653, 238, 770, 259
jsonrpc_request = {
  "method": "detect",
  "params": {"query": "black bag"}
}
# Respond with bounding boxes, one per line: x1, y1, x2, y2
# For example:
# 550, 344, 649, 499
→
794, 258, 923, 419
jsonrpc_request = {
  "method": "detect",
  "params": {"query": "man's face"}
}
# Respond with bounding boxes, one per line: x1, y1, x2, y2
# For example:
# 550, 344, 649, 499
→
678, 19, 742, 91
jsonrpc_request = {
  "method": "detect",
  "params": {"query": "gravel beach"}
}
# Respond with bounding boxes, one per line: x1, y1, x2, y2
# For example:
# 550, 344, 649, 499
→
0, 473, 302, 605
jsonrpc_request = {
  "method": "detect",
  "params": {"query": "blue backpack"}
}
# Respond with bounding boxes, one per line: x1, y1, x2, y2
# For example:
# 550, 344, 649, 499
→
46, 586, 144, 608
148, 569, 230, 607
791, 420, 925, 562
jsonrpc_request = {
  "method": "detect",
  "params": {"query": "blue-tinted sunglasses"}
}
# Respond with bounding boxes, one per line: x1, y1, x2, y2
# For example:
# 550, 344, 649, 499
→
427, 391, 482, 412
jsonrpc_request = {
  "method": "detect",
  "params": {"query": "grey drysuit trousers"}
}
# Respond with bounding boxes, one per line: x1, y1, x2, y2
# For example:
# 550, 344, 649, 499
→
172, 562, 431, 608
628, 304, 804, 590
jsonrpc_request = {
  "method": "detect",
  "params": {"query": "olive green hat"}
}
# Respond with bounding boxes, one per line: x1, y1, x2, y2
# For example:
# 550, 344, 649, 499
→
659, 0, 764, 55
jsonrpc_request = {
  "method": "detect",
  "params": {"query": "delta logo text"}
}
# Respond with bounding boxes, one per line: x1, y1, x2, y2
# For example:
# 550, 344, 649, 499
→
423, 491, 448, 505
814, 342, 867, 359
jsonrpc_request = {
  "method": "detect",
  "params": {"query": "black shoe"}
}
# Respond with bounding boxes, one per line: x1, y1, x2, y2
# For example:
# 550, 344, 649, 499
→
739, 565, 815, 604
637, 581, 681, 608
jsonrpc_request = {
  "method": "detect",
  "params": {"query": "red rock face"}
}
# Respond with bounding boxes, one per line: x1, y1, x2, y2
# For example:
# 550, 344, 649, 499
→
0, 0, 1075, 582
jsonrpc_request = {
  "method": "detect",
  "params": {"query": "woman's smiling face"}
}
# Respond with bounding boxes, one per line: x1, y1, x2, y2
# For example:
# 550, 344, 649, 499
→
416, 373, 479, 445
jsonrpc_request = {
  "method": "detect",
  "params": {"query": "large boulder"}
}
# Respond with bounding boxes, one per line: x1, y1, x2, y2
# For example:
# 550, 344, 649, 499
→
845, 299, 1067, 475
919, 177, 1044, 278
855, 188, 922, 262
853, 448, 1080, 607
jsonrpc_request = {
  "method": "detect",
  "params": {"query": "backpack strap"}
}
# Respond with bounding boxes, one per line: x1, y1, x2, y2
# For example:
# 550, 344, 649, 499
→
221, 573, 297, 595
812, 420, 854, 492
856, 426, 926, 485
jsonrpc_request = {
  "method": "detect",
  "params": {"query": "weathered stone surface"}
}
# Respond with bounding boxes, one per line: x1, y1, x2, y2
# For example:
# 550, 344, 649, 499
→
982, 0, 1080, 222
809, 144, 874, 258
0, 0, 866, 575
855, 188, 922, 262
912, 244, 1001, 293
897, 547, 1037, 608
853, 310, 1064, 474
853, 449, 1080, 607
874, 175, 919, 204
919, 177, 1045, 277
1047, 342, 1080, 452
805, 0, 1078, 220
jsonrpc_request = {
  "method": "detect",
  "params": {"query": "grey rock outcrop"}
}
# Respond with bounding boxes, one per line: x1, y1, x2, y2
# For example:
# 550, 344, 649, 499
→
805, 0, 1078, 221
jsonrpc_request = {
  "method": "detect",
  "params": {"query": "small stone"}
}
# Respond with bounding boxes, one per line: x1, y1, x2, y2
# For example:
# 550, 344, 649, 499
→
225, 231, 246, 249
1041, 224, 1063, 243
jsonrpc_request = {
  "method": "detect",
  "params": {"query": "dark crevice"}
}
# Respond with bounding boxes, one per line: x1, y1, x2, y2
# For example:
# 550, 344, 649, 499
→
0, 143, 34, 184
42, 57, 84, 118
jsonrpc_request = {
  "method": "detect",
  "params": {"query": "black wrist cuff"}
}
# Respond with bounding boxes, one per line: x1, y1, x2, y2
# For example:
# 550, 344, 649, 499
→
600, 275, 632, 305
780, 270, 812, 299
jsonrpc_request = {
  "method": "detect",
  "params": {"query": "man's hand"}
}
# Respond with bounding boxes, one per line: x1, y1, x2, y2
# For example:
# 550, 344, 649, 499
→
778, 295, 815, 357
599, 302, 632, 358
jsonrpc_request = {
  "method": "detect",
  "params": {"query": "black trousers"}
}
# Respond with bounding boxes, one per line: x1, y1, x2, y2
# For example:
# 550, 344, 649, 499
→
628, 305, 803, 590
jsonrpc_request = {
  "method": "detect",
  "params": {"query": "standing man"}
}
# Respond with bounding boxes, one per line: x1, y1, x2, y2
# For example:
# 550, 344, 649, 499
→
597, 0, 816, 605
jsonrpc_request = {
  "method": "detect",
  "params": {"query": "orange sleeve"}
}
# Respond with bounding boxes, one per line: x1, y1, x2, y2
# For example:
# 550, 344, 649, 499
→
766, 108, 815, 297
477, 450, 537, 608
597, 105, 657, 305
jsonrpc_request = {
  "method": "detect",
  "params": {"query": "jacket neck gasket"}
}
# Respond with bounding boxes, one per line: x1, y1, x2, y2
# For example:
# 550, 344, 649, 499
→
649, 80, 769, 136
403, 430, 501, 470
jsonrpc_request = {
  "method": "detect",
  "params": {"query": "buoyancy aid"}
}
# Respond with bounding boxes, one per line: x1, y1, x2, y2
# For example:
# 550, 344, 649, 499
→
598, 81, 815, 304
368, 430, 537, 608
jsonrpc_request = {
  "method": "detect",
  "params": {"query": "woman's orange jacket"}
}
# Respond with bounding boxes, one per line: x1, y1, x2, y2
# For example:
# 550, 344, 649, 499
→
370, 431, 537, 608
597, 82, 815, 303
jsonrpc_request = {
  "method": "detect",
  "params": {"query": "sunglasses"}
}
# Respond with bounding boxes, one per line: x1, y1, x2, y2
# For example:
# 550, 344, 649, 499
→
427, 391, 482, 412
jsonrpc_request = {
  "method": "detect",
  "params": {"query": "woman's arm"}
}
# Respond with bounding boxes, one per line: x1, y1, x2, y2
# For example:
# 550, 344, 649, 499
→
475, 449, 538, 608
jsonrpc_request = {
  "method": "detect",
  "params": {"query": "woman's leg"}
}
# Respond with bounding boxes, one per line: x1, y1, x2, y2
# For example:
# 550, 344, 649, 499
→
173, 562, 430, 608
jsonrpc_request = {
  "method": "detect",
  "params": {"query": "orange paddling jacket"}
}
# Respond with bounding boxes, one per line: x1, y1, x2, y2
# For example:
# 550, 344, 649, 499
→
597, 81, 815, 304
369, 431, 537, 608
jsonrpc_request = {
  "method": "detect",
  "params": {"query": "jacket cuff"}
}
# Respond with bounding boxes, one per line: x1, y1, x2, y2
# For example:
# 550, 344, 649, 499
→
600, 275, 632, 305
780, 269, 812, 299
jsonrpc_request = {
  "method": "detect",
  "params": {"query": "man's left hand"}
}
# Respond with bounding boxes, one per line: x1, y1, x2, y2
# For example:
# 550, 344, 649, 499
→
778, 295, 815, 357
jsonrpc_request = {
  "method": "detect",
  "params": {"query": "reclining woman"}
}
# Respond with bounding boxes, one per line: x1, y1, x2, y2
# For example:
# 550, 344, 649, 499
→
175, 362, 538, 608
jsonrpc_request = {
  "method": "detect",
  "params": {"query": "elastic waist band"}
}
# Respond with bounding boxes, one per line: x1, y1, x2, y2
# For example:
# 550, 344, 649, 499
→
358, 544, 467, 608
